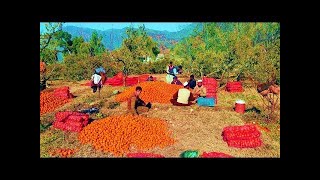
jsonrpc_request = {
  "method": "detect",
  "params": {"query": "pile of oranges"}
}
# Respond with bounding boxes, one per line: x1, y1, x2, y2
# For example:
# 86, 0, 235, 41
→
115, 81, 182, 104
78, 115, 175, 157
50, 148, 77, 158
40, 62, 46, 72
40, 91, 70, 115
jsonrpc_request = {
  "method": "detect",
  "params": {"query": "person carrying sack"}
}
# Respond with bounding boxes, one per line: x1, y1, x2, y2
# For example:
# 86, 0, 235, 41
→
91, 70, 102, 96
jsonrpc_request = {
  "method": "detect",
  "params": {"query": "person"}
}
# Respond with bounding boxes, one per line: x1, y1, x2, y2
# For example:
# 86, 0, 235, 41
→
91, 70, 102, 94
188, 75, 197, 89
170, 82, 196, 106
128, 86, 152, 115
146, 75, 154, 81
193, 80, 207, 98
176, 65, 183, 74
167, 61, 175, 75
95, 66, 107, 85
171, 76, 183, 85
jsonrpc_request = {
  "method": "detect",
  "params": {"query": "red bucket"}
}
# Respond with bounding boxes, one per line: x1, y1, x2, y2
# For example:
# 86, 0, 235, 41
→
235, 100, 245, 114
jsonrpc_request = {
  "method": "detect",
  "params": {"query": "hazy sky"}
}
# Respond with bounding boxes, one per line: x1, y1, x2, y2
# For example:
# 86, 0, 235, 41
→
40, 22, 193, 33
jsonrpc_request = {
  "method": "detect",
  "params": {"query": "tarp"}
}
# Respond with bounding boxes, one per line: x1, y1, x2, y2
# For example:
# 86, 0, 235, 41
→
95, 67, 106, 74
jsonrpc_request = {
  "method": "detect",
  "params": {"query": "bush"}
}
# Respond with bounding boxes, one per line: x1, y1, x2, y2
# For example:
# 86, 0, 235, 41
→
59, 53, 124, 81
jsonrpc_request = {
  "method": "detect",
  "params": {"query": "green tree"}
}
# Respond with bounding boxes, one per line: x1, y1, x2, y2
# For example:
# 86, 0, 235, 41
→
71, 36, 85, 54
89, 31, 105, 56
172, 22, 280, 83
40, 22, 63, 53
54, 31, 73, 55
114, 25, 160, 75
40, 23, 63, 64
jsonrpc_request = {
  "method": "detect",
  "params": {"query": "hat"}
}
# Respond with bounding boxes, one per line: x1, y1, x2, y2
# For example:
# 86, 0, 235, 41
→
197, 80, 202, 83
183, 82, 189, 86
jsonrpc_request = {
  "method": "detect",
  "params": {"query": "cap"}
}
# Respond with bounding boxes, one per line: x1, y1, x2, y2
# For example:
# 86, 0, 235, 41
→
197, 80, 202, 83
183, 82, 189, 86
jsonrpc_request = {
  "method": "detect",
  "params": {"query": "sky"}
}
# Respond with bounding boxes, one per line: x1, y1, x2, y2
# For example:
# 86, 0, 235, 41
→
40, 22, 193, 33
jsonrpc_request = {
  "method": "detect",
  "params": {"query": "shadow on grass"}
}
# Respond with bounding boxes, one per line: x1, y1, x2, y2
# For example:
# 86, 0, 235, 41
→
245, 107, 261, 114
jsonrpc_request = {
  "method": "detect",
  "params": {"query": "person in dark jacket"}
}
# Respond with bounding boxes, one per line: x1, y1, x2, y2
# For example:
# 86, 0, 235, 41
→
188, 75, 197, 89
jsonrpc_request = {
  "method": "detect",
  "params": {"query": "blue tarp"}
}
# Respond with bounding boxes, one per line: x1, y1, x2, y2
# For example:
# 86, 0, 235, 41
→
79, 107, 99, 114
95, 67, 106, 74
197, 97, 215, 107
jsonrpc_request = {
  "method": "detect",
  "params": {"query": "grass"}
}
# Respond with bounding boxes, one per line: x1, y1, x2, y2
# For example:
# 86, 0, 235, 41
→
40, 75, 280, 158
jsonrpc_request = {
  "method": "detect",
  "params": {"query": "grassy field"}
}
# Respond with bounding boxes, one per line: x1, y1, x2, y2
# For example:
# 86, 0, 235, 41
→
40, 74, 280, 158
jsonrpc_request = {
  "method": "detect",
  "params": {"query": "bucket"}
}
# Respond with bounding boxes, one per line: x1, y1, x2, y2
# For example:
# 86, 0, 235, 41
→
235, 100, 245, 114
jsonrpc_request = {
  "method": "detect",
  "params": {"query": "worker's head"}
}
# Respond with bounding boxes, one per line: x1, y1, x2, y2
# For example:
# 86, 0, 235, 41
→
190, 75, 194, 79
135, 86, 142, 96
197, 80, 203, 87
169, 61, 173, 65
183, 81, 189, 88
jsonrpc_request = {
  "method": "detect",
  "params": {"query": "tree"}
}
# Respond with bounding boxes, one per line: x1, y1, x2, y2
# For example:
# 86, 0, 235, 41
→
122, 25, 160, 61
40, 23, 63, 53
113, 25, 160, 75
89, 31, 105, 56
71, 36, 85, 54
172, 22, 280, 83
79, 42, 91, 56
54, 31, 73, 55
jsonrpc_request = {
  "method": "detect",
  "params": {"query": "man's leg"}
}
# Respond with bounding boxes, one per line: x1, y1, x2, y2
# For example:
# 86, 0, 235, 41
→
92, 86, 97, 93
98, 85, 102, 98
137, 106, 149, 114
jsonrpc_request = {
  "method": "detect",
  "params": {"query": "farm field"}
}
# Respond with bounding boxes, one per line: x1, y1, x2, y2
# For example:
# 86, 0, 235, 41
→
40, 74, 280, 158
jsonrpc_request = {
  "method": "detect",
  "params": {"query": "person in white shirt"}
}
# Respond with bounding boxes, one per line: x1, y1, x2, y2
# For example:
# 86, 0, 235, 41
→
170, 82, 196, 106
91, 71, 102, 94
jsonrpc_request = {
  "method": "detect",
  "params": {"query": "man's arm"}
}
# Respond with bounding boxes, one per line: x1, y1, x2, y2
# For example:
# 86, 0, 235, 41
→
193, 86, 200, 94
200, 87, 207, 97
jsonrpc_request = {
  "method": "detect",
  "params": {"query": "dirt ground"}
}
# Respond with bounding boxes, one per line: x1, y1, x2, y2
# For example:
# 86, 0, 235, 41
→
40, 74, 280, 158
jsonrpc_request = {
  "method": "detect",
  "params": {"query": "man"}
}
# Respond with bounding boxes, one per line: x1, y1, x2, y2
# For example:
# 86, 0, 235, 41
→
188, 75, 197, 89
193, 80, 207, 98
166, 62, 177, 83
170, 82, 196, 106
147, 75, 154, 81
95, 66, 107, 85
128, 86, 152, 115
171, 76, 183, 85
167, 61, 175, 75
91, 70, 102, 94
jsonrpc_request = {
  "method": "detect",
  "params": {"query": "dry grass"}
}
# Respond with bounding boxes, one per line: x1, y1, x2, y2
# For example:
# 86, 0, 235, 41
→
40, 74, 280, 158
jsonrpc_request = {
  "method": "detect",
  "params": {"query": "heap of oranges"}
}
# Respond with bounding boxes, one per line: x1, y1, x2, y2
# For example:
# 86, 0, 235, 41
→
78, 115, 175, 157
50, 148, 77, 158
115, 81, 182, 104
40, 91, 71, 115
40, 62, 46, 72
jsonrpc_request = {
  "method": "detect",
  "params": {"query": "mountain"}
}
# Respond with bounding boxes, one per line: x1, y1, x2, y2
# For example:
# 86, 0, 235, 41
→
62, 23, 202, 50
